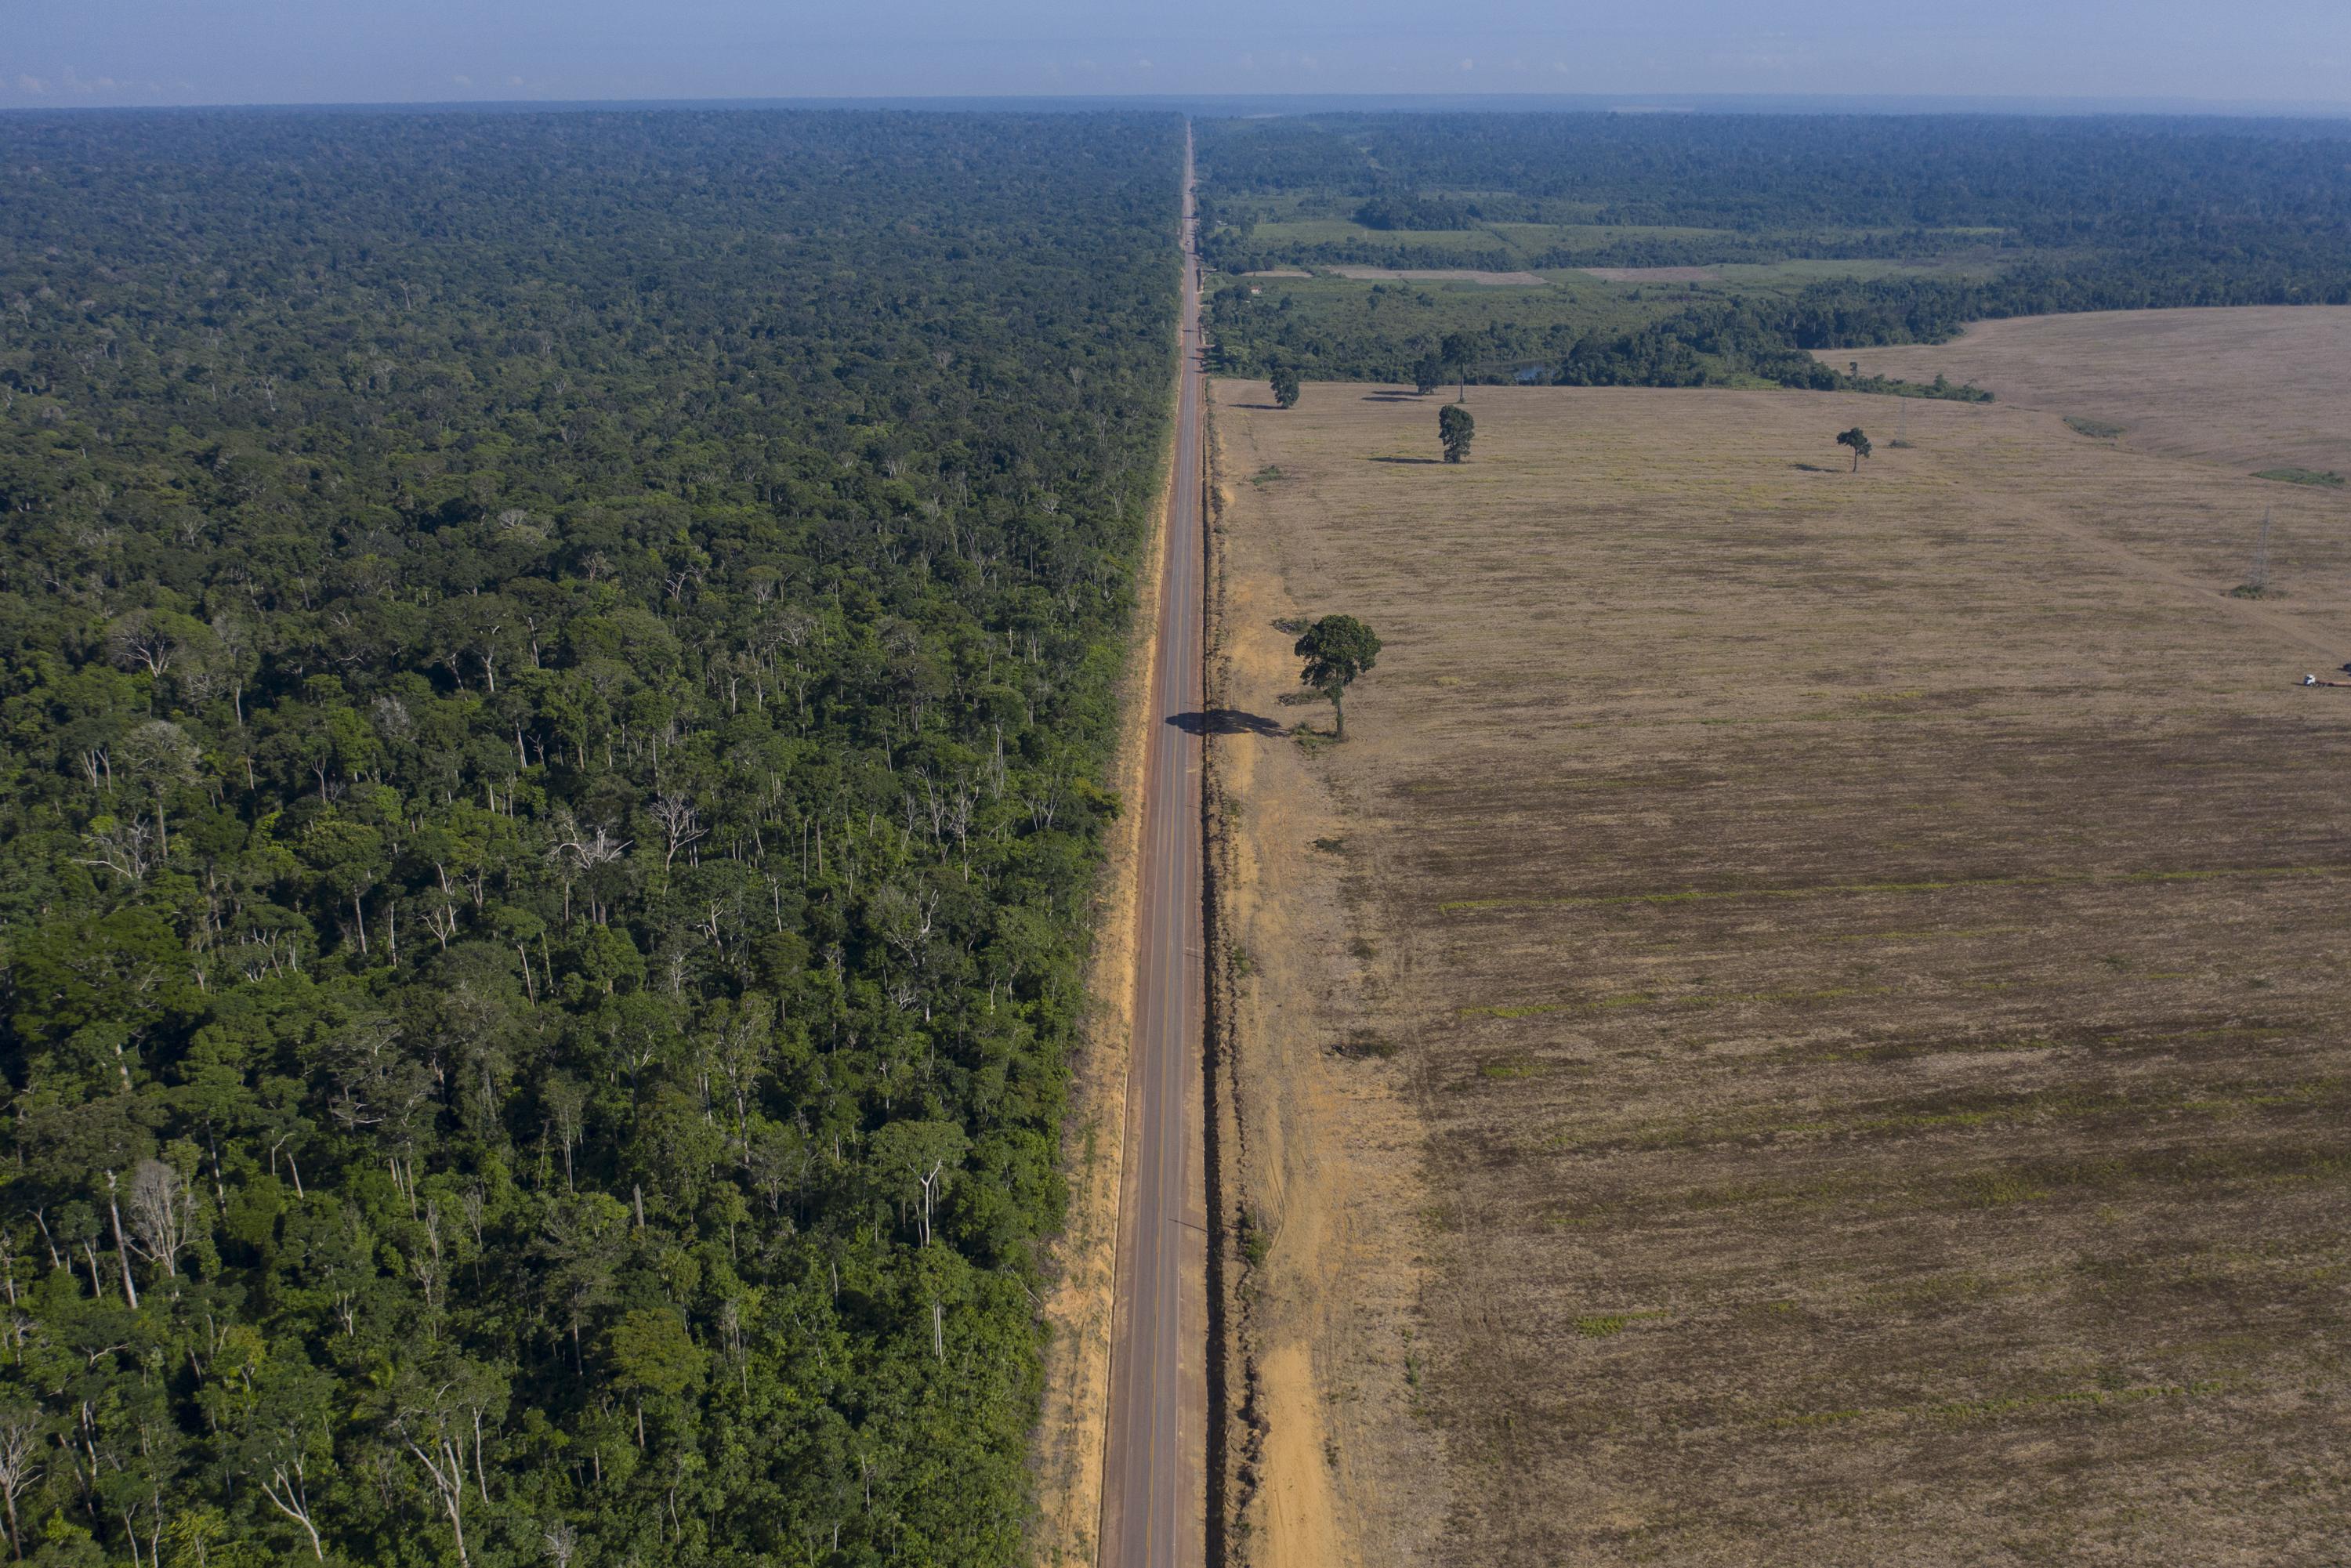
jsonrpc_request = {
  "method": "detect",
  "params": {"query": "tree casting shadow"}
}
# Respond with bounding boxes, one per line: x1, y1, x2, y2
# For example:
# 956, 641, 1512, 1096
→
1168, 708, 1286, 737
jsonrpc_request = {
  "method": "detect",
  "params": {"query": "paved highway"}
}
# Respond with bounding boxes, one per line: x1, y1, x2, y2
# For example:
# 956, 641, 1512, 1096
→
1099, 122, 1208, 1568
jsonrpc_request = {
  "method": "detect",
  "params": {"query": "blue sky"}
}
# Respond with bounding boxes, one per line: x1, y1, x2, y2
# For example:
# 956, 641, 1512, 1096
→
6, 1, 2348, 110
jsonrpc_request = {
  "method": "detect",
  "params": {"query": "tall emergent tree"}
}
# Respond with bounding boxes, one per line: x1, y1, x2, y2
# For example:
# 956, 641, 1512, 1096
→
1837, 425, 1874, 471
1412, 352, 1445, 397
1440, 331, 1476, 400
1294, 615, 1382, 738
1440, 402, 1476, 463
1270, 364, 1302, 408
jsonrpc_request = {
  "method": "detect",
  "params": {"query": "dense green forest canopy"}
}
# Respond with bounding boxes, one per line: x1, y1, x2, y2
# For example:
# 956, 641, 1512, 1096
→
1197, 113, 2351, 389
0, 106, 1179, 1566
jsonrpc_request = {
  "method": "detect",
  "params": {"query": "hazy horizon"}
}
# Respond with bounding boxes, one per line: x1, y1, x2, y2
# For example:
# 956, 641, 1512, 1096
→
7, 2, 2350, 114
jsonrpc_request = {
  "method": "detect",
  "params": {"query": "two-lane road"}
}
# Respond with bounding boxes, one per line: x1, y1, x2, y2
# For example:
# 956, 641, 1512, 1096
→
1099, 123, 1208, 1568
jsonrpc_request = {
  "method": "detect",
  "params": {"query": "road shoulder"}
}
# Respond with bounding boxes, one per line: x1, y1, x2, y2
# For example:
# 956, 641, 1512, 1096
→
1206, 379, 1449, 1568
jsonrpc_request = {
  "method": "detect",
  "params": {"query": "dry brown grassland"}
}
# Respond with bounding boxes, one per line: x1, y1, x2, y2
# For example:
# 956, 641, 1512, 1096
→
1835, 306, 2351, 475
1208, 370, 2351, 1566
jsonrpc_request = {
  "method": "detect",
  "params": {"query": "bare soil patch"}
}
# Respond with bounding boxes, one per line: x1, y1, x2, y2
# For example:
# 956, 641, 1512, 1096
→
1326, 266, 1549, 286
1212, 377, 2351, 1566
1206, 417, 1451, 1568
1835, 306, 2351, 475
1579, 266, 1724, 282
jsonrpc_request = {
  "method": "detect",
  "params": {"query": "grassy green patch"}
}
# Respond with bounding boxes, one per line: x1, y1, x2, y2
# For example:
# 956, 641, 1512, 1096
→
1249, 219, 1509, 253
1459, 990, 1655, 1019
1237, 1207, 1272, 1269
2065, 415, 2126, 439
1955, 1169, 2052, 1206
2252, 467, 2346, 487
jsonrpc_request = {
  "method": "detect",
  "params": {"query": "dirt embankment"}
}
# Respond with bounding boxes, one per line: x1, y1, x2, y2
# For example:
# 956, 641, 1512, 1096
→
1205, 404, 1451, 1568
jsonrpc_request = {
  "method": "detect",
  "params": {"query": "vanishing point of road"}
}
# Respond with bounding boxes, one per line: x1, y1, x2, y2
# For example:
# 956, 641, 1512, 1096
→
1099, 123, 1209, 1568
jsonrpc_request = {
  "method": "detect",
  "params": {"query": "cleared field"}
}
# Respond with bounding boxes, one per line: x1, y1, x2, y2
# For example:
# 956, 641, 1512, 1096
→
1327, 266, 1549, 286
1248, 219, 1511, 252
1579, 266, 1723, 282
1837, 307, 2351, 475
1250, 219, 1732, 257
1581, 258, 2005, 288
1209, 378, 2351, 1566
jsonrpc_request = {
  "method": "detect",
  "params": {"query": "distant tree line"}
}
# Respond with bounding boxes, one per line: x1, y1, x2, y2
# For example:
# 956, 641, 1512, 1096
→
1212, 288, 1996, 397
1197, 111, 2351, 390
1198, 111, 2351, 242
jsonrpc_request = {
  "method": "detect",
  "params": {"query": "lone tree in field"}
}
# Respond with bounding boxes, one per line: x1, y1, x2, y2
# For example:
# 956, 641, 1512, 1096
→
1295, 614, 1382, 738
1439, 402, 1476, 464
1411, 352, 1445, 396
1270, 364, 1301, 409
1836, 425, 1873, 472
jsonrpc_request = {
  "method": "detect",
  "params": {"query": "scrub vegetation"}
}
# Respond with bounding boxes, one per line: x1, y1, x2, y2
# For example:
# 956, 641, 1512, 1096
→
0, 107, 1178, 1566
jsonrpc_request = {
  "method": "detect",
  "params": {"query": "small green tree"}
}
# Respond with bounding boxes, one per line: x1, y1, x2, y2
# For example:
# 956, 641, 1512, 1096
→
1836, 426, 1872, 472
1294, 615, 1382, 738
1411, 352, 1444, 396
1270, 365, 1301, 409
1439, 403, 1475, 464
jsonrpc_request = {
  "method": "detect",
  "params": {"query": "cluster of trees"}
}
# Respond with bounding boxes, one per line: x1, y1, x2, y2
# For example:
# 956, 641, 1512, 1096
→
0, 106, 1179, 1565
1212, 289, 1993, 399
1208, 226, 2009, 277
1766, 252, 2351, 349
1349, 194, 1481, 233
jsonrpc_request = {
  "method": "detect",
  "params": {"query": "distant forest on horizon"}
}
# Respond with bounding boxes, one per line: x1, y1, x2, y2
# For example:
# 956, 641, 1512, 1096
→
1195, 111, 2351, 387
